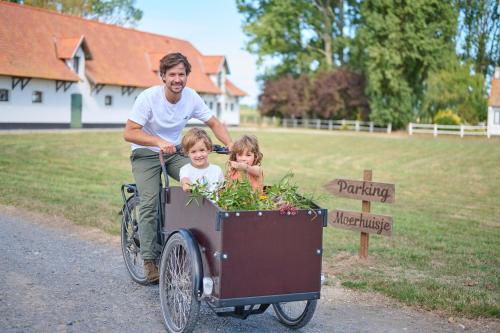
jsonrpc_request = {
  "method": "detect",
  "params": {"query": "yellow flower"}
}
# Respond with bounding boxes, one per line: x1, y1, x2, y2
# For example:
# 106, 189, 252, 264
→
260, 195, 268, 200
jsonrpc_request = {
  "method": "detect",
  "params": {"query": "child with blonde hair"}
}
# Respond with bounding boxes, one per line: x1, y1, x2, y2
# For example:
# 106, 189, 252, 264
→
227, 135, 263, 192
179, 128, 223, 192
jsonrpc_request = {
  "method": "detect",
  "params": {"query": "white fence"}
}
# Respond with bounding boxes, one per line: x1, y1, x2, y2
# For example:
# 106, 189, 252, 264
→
408, 123, 491, 138
282, 118, 392, 133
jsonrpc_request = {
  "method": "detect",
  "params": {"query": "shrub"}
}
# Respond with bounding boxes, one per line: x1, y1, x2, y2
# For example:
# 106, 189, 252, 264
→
433, 109, 461, 125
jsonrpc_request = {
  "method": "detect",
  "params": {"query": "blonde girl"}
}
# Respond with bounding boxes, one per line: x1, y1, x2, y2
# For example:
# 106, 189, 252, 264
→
227, 135, 263, 192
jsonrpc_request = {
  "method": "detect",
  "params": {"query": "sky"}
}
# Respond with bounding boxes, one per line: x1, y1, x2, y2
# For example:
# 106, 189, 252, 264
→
135, 0, 259, 106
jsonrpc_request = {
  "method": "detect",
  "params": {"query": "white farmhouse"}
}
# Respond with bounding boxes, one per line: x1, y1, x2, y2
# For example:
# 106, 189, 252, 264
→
487, 67, 500, 136
0, 2, 246, 129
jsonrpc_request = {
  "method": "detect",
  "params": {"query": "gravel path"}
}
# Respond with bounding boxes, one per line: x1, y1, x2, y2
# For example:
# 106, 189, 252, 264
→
0, 207, 497, 333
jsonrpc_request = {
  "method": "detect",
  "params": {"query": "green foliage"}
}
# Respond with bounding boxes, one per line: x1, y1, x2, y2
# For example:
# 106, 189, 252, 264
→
188, 173, 316, 212
349, 0, 457, 128
433, 109, 461, 125
12, 0, 143, 26
237, 0, 354, 79
422, 60, 487, 124
456, 0, 500, 79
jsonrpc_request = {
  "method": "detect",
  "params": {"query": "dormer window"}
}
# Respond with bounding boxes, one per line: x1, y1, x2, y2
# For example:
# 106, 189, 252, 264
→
73, 56, 80, 74
217, 73, 222, 87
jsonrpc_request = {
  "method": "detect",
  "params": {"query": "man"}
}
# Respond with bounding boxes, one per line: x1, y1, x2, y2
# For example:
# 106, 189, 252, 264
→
124, 52, 232, 283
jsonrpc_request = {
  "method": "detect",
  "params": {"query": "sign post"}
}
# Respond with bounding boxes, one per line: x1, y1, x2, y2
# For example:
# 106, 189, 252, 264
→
326, 170, 395, 259
360, 170, 371, 259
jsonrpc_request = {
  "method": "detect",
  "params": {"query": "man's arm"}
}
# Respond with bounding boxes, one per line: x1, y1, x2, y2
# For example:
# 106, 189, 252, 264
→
205, 116, 233, 149
123, 119, 177, 154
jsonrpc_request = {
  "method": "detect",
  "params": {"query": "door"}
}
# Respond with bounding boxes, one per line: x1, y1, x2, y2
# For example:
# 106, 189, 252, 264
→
71, 94, 82, 128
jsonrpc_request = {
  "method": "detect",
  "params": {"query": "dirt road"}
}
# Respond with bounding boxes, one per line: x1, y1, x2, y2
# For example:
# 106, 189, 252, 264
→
0, 207, 497, 333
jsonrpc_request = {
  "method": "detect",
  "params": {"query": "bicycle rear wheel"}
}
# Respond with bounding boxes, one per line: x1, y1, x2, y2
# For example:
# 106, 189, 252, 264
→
121, 195, 148, 285
272, 300, 317, 329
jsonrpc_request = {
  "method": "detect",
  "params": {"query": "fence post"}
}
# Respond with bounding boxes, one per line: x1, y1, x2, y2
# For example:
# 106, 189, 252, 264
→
433, 124, 438, 137
283, 118, 287, 128
328, 120, 333, 130
293, 118, 297, 128
487, 124, 491, 138
369, 122, 374, 133
460, 124, 464, 138
316, 119, 321, 129
387, 123, 392, 134
408, 123, 413, 135
355, 120, 360, 132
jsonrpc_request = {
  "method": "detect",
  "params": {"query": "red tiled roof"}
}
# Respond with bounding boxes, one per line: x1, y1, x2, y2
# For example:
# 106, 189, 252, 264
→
489, 78, 500, 107
226, 79, 247, 97
56, 36, 81, 59
0, 2, 227, 94
202, 55, 226, 74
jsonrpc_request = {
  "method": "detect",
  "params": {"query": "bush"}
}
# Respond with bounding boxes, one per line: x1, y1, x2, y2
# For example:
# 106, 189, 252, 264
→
433, 109, 461, 125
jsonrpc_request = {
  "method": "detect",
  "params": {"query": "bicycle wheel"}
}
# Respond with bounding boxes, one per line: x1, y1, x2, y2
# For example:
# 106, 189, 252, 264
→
121, 195, 148, 285
159, 233, 200, 333
272, 300, 317, 329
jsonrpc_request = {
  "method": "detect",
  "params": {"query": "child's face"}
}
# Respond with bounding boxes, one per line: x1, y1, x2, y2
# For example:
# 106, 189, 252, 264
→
188, 140, 209, 168
236, 149, 256, 166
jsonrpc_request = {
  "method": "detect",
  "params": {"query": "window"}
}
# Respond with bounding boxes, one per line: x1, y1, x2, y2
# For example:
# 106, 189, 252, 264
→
209, 102, 213, 110
495, 110, 500, 125
32, 91, 42, 103
230, 103, 234, 111
0, 89, 8, 102
105, 95, 113, 106
73, 56, 80, 74
225, 103, 228, 111
217, 73, 222, 87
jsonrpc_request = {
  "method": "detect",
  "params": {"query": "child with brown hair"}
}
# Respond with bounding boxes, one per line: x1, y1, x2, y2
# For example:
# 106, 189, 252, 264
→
227, 135, 264, 192
179, 128, 223, 192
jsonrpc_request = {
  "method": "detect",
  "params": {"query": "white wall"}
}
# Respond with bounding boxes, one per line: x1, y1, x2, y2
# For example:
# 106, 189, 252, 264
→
0, 75, 79, 124
488, 106, 500, 135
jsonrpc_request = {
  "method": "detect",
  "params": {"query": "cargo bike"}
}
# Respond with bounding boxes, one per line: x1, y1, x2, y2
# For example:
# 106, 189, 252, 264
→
120, 147, 328, 333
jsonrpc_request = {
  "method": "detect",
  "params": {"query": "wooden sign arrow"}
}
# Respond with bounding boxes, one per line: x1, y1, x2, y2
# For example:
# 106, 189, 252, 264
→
326, 179, 395, 203
329, 210, 393, 236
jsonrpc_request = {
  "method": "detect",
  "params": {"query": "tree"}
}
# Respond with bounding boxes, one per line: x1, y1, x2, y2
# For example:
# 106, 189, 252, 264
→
354, 0, 457, 128
237, 0, 356, 79
310, 69, 369, 120
259, 74, 311, 118
422, 59, 487, 124
9, 0, 143, 27
259, 69, 369, 120
456, 0, 500, 80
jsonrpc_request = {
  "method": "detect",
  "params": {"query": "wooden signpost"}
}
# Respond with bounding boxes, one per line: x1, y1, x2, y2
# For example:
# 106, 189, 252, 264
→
327, 170, 395, 259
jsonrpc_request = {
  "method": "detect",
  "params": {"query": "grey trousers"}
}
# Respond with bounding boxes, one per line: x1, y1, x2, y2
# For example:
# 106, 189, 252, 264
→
130, 148, 190, 260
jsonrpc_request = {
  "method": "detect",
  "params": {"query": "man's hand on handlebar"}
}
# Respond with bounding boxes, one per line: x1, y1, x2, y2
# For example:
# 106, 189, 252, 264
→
157, 138, 177, 154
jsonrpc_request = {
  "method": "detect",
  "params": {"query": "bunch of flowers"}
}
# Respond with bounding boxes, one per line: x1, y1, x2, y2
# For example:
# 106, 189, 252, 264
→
188, 173, 316, 212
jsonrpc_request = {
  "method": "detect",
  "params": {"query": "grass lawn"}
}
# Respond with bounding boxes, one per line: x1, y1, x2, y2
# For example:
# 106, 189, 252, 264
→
0, 128, 498, 318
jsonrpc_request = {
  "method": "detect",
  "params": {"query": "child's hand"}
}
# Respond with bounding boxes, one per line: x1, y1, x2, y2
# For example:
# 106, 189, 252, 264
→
229, 161, 239, 170
182, 182, 192, 192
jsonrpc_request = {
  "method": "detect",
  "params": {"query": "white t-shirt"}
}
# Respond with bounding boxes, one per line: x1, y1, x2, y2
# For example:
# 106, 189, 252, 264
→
179, 163, 224, 192
128, 85, 214, 152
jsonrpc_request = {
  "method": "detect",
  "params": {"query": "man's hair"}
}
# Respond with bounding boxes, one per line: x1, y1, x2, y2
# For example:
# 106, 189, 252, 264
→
159, 52, 192, 77
181, 127, 213, 154
229, 135, 263, 165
